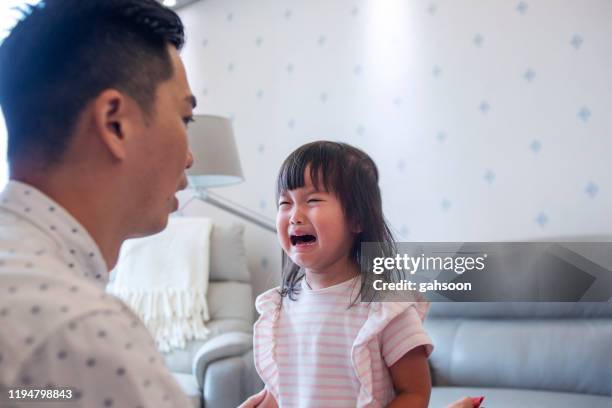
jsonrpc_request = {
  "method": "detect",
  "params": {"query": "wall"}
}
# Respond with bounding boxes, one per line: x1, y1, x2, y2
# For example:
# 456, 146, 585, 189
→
0, 1, 42, 188
177, 0, 612, 296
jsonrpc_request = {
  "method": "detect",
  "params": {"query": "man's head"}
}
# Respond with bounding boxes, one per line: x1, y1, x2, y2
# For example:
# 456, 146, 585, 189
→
0, 0, 196, 239
0, 0, 186, 164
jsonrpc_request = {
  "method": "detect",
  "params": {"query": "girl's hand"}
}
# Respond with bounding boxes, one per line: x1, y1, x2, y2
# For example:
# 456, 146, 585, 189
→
238, 389, 267, 408
258, 391, 279, 408
237, 389, 279, 408
446, 397, 475, 408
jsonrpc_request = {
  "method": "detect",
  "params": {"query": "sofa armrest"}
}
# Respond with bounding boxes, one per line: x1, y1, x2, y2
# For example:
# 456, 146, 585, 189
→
202, 350, 263, 408
192, 331, 253, 388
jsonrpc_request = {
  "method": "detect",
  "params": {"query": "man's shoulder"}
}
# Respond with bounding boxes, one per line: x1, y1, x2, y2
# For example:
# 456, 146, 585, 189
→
0, 269, 125, 323
0, 271, 127, 360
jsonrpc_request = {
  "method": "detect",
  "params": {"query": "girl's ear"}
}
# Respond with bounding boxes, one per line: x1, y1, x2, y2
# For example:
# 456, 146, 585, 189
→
352, 223, 362, 234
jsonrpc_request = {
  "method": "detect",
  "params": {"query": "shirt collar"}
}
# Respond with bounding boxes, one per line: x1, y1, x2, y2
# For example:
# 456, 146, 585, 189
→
0, 180, 109, 286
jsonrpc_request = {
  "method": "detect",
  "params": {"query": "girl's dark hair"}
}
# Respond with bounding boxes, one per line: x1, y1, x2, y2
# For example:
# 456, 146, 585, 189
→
276, 141, 399, 303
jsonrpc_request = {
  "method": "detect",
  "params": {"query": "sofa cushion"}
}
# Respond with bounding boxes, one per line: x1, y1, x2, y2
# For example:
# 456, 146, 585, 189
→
208, 281, 254, 321
210, 223, 250, 283
425, 317, 612, 395
430, 386, 612, 408
428, 302, 612, 319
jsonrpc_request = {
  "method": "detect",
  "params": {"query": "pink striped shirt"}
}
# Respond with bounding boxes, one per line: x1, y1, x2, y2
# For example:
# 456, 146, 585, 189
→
253, 277, 433, 407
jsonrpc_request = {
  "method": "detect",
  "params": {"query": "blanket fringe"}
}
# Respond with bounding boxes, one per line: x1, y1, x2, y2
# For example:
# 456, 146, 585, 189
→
112, 288, 210, 353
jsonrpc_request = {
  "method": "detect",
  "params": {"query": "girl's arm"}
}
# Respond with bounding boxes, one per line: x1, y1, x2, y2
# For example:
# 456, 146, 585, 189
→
387, 345, 431, 408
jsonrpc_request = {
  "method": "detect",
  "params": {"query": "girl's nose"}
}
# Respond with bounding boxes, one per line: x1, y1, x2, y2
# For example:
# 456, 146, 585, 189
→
290, 209, 304, 225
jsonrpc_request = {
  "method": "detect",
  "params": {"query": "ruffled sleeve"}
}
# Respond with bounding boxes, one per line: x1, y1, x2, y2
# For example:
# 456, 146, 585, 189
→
351, 301, 433, 407
253, 287, 282, 400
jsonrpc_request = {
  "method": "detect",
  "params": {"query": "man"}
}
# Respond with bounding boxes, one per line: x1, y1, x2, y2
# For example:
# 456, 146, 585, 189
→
0, 0, 195, 406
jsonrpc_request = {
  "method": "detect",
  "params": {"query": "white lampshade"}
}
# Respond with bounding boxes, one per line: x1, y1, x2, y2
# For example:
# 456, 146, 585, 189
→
186, 115, 244, 188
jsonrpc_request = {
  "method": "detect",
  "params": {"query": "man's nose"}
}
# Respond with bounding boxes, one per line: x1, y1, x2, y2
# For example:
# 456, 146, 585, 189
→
185, 148, 194, 170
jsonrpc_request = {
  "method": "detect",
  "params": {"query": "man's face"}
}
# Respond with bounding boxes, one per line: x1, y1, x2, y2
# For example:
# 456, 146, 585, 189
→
130, 46, 195, 236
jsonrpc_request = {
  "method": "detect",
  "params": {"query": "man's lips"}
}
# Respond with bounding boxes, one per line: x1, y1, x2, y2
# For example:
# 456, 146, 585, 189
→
172, 179, 188, 212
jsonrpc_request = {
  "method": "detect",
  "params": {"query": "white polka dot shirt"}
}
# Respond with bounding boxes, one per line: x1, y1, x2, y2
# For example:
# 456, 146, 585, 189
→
0, 181, 192, 407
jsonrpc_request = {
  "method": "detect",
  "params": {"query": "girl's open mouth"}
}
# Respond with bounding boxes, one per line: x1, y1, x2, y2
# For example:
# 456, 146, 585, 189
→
290, 234, 317, 246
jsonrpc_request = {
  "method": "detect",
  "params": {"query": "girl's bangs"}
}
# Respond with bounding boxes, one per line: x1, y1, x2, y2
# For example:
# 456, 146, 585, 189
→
276, 143, 342, 198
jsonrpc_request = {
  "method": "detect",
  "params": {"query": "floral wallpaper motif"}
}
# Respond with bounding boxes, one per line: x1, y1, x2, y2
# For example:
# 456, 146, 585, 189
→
178, 0, 612, 293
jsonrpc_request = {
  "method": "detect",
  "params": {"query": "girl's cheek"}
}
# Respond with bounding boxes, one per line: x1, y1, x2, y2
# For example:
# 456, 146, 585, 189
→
276, 211, 287, 228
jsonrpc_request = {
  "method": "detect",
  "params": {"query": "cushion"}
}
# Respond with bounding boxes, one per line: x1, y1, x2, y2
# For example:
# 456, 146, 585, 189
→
207, 281, 254, 321
425, 318, 612, 395
210, 223, 250, 283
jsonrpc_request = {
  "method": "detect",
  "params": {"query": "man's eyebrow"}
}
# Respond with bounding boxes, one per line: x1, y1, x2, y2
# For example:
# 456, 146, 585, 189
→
185, 95, 197, 109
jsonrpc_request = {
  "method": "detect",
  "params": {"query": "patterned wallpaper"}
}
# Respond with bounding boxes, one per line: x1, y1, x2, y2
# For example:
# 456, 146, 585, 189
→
177, 0, 612, 294
0, 1, 42, 186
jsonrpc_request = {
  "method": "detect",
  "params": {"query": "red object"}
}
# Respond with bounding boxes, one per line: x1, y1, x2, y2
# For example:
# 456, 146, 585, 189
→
471, 396, 485, 408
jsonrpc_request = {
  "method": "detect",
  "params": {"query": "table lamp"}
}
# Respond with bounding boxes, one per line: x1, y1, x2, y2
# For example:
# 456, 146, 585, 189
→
185, 115, 276, 233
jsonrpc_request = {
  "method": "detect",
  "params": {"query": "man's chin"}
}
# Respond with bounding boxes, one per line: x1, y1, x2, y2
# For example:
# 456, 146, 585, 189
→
128, 216, 170, 239
153, 215, 171, 234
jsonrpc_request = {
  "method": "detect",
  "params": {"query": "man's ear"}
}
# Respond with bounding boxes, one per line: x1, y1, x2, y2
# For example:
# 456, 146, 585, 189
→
91, 89, 134, 161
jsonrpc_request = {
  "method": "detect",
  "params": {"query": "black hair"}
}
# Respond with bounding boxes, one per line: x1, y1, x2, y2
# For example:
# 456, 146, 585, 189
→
0, 0, 185, 166
276, 141, 400, 303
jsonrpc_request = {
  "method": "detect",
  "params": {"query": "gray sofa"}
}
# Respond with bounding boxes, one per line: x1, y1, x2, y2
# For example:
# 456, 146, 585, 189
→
165, 225, 612, 407
164, 224, 262, 408
426, 302, 612, 407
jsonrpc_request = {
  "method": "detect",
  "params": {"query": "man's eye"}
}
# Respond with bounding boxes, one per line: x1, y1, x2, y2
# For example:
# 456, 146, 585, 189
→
183, 116, 195, 126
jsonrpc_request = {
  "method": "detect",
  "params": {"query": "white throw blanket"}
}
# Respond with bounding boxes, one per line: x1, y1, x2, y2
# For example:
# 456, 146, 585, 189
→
109, 216, 212, 352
